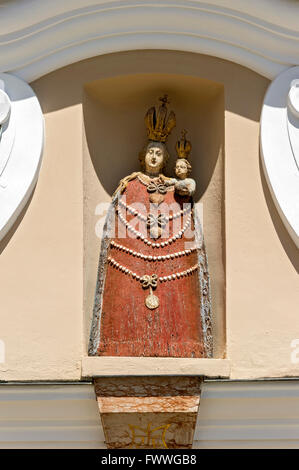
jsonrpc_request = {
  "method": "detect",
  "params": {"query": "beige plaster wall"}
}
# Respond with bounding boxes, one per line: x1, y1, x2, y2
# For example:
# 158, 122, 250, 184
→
0, 104, 83, 380
0, 50, 298, 380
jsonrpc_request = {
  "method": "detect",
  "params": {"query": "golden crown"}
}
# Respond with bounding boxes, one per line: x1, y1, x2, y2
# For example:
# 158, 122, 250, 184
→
176, 129, 192, 159
145, 95, 176, 143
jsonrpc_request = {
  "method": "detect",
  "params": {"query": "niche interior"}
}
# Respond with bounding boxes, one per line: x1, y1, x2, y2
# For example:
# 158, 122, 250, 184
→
83, 72, 225, 358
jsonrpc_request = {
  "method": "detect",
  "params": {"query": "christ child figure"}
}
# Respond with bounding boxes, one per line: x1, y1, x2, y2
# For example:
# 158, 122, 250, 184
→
174, 157, 195, 196
164, 130, 196, 197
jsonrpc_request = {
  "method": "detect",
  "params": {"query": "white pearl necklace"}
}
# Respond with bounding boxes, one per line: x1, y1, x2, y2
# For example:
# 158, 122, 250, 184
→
118, 198, 190, 222
110, 240, 196, 260
137, 174, 173, 188
107, 255, 199, 283
117, 208, 192, 247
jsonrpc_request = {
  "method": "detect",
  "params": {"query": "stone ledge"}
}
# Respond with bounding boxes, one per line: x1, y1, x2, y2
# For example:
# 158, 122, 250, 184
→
81, 357, 230, 378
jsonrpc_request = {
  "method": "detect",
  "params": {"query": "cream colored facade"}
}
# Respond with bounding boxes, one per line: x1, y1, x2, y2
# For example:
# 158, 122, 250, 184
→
1, 50, 298, 381
0, 0, 298, 449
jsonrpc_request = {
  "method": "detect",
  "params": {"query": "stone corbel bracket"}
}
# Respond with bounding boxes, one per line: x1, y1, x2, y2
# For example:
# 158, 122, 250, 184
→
0, 73, 44, 241
260, 66, 299, 248
94, 376, 202, 449
85, 357, 229, 448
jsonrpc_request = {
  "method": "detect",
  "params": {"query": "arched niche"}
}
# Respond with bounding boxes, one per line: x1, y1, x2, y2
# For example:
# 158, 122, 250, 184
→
82, 68, 225, 359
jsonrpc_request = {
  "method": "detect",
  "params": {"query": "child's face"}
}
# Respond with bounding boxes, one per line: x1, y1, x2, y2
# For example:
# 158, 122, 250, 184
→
175, 160, 188, 179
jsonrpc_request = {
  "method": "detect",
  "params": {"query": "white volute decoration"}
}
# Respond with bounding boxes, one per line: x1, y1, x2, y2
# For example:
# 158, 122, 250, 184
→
0, 89, 10, 125
0, 87, 14, 177
287, 79, 299, 171
0, 73, 44, 240
260, 66, 299, 248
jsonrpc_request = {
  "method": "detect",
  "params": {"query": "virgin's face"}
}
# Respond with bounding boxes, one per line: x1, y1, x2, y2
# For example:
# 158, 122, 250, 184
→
144, 145, 165, 175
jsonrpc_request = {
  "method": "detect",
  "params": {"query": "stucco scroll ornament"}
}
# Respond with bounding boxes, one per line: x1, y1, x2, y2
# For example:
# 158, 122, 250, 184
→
0, 73, 44, 241
0, 88, 13, 178
287, 79, 299, 171
260, 66, 299, 248
0, 88, 11, 130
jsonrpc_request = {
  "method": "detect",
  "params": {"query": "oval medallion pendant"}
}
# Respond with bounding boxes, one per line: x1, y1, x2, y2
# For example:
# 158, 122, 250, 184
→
145, 294, 159, 310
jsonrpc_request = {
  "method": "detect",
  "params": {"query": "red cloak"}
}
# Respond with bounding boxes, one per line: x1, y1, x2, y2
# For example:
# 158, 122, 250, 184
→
90, 175, 211, 358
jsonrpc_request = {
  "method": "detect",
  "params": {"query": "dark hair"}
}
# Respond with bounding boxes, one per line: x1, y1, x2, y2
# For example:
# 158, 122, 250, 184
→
138, 141, 170, 171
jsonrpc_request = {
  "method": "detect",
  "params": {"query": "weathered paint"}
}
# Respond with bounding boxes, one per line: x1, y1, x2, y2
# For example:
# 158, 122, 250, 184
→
90, 177, 211, 357
94, 376, 202, 449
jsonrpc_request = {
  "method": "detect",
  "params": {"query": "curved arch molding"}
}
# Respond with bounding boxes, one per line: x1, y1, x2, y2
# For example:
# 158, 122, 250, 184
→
0, 73, 44, 240
0, 0, 298, 82
260, 66, 299, 248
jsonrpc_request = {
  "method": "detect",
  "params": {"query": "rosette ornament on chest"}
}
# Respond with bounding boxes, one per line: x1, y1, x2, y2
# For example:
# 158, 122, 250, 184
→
147, 179, 167, 205
146, 212, 167, 239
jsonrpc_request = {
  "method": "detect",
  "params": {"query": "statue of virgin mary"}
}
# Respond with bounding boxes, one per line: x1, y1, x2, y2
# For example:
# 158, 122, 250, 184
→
88, 96, 212, 358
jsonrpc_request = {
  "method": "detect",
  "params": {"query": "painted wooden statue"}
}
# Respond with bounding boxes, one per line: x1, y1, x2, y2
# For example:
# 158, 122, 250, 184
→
89, 96, 212, 358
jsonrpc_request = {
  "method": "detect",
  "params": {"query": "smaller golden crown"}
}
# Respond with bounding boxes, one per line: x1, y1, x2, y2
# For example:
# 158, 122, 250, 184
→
145, 95, 176, 143
176, 129, 192, 159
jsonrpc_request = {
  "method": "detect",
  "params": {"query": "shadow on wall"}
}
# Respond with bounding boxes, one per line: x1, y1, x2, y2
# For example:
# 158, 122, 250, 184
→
33, 50, 263, 122
0, 189, 35, 256
83, 73, 224, 201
